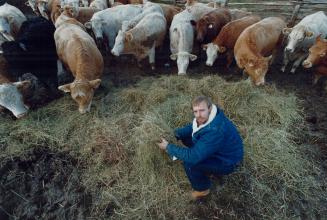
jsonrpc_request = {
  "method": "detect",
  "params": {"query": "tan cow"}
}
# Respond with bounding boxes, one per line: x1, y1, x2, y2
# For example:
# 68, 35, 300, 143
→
55, 6, 103, 113
302, 35, 327, 84
234, 17, 286, 85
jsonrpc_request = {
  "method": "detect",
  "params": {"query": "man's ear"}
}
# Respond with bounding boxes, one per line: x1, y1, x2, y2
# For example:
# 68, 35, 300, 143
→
89, 79, 101, 89
58, 83, 72, 93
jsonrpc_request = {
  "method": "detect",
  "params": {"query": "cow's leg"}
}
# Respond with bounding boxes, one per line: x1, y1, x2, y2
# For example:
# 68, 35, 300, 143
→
281, 52, 289, 73
226, 50, 233, 68
57, 59, 72, 85
313, 73, 323, 85
148, 43, 156, 70
290, 53, 307, 74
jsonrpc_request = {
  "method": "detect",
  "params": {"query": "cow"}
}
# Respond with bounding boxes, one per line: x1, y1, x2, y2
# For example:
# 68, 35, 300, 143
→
234, 17, 286, 86
203, 15, 261, 67
282, 11, 327, 73
55, 6, 104, 113
169, 10, 197, 75
37, 0, 62, 23
192, 8, 231, 44
0, 3, 27, 43
84, 4, 143, 50
302, 35, 327, 84
111, 11, 166, 70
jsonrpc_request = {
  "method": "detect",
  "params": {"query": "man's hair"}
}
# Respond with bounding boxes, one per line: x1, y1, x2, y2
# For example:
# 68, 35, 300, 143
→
192, 96, 212, 108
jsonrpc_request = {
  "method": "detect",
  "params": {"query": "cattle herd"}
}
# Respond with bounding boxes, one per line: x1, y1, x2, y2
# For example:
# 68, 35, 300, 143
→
0, 0, 326, 118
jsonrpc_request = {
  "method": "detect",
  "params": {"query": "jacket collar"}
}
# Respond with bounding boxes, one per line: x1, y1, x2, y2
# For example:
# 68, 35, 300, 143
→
192, 104, 217, 136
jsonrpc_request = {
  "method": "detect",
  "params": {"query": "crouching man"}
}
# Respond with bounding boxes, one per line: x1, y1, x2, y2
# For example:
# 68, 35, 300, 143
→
157, 96, 244, 200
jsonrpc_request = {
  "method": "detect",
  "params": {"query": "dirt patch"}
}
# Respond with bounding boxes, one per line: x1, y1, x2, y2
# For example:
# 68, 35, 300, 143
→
0, 147, 92, 220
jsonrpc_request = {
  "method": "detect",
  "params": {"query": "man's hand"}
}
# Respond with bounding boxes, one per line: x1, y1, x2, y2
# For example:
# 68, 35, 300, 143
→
157, 138, 169, 151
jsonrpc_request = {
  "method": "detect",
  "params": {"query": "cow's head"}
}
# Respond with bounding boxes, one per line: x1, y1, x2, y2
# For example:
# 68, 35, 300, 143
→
62, 4, 79, 18
170, 51, 197, 75
81, 0, 89, 7
192, 16, 213, 43
85, 18, 105, 47
283, 26, 314, 53
202, 43, 225, 66
242, 55, 272, 86
111, 30, 131, 56
0, 81, 31, 118
303, 35, 327, 68
37, 0, 50, 20
0, 16, 14, 41
58, 79, 101, 114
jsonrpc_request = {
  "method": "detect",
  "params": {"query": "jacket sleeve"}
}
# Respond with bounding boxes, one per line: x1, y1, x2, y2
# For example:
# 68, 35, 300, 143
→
167, 129, 223, 165
174, 123, 192, 141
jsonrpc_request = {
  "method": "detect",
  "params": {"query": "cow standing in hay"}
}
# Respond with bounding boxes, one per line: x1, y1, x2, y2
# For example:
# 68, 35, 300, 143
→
234, 17, 286, 86
55, 6, 103, 114
302, 35, 327, 85
111, 10, 166, 70
203, 15, 261, 67
282, 11, 327, 73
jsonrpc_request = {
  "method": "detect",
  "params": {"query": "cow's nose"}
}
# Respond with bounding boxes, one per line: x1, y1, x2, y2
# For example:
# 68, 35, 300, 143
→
111, 49, 118, 56
206, 61, 213, 66
285, 47, 293, 53
302, 60, 312, 68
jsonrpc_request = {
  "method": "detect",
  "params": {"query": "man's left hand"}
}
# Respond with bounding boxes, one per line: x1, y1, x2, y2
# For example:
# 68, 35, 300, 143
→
157, 138, 169, 151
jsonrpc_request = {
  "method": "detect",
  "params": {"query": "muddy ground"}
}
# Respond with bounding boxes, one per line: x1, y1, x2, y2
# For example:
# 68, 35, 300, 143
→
1, 0, 326, 219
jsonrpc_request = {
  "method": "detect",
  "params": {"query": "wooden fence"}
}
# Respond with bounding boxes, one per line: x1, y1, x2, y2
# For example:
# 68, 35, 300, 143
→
170, 0, 327, 27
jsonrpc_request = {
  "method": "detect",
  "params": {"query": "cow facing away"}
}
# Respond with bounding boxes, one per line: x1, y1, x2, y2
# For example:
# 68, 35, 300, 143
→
111, 12, 166, 70
302, 35, 327, 84
192, 8, 231, 44
204, 15, 261, 67
234, 17, 286, 86
0, 3, 27, 42
55, 6, 103, 113
84, 4, 143, 50
282, 11, 327, 73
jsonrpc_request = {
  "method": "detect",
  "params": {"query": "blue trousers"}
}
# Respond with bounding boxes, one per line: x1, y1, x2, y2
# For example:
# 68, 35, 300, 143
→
183, 159, 236, 191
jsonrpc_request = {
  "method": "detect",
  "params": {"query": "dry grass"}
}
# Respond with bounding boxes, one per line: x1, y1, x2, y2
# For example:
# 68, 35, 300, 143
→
0, 75, 326, 219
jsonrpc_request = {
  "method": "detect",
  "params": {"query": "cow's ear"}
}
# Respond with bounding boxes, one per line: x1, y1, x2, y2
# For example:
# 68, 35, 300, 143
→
84, 22, 92, 29
305, 31, 314, 38
218, 46, 226, 53
190, 54, 197, 61
89, 79, 101, 89
58, 83, 72, 93
282, 28, 292, 35
202, 44, 208, 50
125, 32, 133, 42
190, 20, 196, 26
170, 54, 177, 60
14, 80, 31, 90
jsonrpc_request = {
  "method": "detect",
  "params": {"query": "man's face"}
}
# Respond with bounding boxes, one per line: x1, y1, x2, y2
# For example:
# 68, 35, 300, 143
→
192, 101, 211, 126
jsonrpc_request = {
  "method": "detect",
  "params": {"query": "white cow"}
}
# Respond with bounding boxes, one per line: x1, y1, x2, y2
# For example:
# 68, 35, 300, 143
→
122, 1, 164, 32
282, 11, 327, 73
84, 4, 143, 49
0, 3, 26, 43
111, 12, 166, 70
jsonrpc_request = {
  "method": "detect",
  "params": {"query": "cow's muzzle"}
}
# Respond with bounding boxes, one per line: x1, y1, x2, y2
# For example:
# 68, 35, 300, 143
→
302, 60, 312, 68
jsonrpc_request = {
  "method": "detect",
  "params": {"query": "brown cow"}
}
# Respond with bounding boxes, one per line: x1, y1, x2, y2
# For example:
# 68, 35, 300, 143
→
192, 8, 231, 43
302, 35, 327, 84
55, 6, 103, 113
203, 15, 261, 67
234, 17, 286, 86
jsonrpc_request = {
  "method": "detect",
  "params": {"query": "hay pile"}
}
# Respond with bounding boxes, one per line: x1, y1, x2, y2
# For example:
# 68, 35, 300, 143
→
0, 75, 326, 219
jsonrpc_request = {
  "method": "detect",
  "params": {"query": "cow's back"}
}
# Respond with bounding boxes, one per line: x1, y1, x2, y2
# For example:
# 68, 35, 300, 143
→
236, 17, 286, 57
215, 15, 261, 49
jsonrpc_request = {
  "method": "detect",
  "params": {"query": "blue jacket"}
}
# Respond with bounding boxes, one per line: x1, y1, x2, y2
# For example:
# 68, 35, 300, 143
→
167, 108, 243, 167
